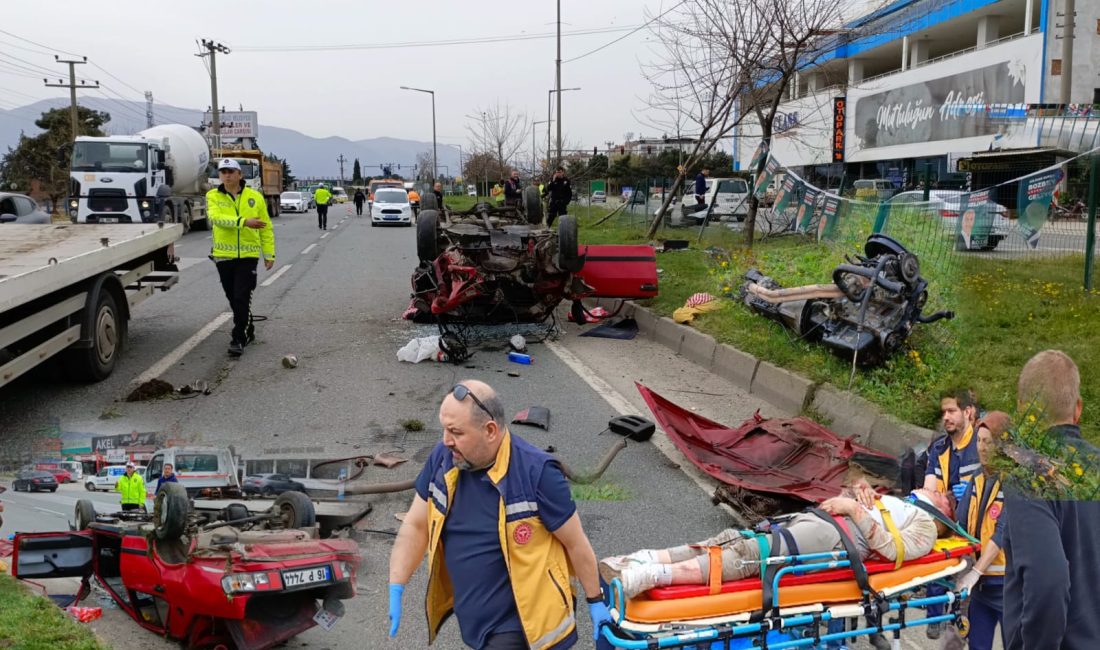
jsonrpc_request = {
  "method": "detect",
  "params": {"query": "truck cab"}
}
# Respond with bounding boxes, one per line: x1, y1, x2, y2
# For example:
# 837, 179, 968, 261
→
69, 136, 164, 224
144, 447, 238, 497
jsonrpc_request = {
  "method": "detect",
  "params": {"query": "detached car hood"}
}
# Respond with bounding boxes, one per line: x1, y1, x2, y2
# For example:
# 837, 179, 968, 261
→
636, 383, 896, 503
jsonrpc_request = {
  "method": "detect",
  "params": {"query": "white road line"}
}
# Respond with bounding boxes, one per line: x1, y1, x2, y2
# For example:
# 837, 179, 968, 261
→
260, 264, 291, 287
34, 506, 68, 517
544, 340, 744, 523
320, 232, 329, 239
130, 312, 231, 387
300, 243, 317, 255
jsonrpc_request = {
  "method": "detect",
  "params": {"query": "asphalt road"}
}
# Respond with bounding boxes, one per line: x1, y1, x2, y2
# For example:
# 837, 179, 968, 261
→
0, 202, 981, 649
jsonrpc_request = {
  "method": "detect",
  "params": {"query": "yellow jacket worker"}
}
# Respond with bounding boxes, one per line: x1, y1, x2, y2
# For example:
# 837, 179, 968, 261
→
115, 462, 146, 511
207, 158, 275, 357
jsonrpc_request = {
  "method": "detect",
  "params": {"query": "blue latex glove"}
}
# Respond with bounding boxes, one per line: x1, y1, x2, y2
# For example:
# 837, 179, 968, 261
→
589, 600, 612, 642
952, 481, 969, 501
388, 583, 404, 637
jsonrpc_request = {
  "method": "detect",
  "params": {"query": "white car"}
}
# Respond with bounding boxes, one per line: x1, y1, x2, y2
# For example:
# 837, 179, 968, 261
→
370, 188, 414, 227
591, 191, 607, 203
280, 191, 308, 213
85, 465, 146, 491
888, 190, 1011, 251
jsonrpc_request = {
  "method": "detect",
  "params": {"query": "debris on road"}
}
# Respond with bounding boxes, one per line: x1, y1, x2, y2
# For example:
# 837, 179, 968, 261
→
177, 379, 210, 395
124, 378, 174, 402
396, 335, 447, 363
372, 452, 408, 469
507, 351, 533, 364
65, 606, 102, 623
566, 305, 609, 323
512, 406, 551, 430
672, 292, 720, 324
399, 419, 424, 432
580, 317, 639, 340
282, 354, 298, 368
507, 370, 521, 377
509, 334, 527, 352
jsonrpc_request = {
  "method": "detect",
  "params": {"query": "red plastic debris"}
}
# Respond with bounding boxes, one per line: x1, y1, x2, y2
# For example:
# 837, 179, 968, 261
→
66, 606, 103, 623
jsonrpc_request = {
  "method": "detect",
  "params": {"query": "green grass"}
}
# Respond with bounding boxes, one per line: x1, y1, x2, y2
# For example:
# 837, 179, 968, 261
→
578, 213, 1100, 444
570, 480, 632, 501
0, 573, 108, 650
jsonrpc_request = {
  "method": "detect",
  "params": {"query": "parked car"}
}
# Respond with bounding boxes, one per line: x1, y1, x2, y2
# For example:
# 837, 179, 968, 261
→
852, 179, 897, 201
85, 465, 144, 492
12, 470, 58, 492
34, 463, 76, 483
301, 189, 316, 209
280, 191, 308, 213
705, 177, 751, 222
887, 190, 1011, 251
591, 190, 607, 203
13, 490, 360, 649
243, 473, 307, 496
370, 188, 413, 227
332, 186, 349, 203
467, 185, 477, 197
0, 192, 51, 224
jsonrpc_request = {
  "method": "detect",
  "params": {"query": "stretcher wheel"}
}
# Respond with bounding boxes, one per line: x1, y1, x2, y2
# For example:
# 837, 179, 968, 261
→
956, 615, 970, 638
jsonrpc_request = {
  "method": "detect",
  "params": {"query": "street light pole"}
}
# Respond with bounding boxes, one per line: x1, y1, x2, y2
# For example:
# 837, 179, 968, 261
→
532, 120, 552, 179
547, 88, 581, 169
400, 86, 437, 182
555, 0, 562, 165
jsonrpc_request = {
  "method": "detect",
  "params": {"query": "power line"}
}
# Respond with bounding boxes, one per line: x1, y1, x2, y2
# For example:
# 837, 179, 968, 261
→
0, 51, 62, 76
564, 1, 687, 63
90, 62, 144, 97
0, 28, 82, 57
233, 24, 643, 52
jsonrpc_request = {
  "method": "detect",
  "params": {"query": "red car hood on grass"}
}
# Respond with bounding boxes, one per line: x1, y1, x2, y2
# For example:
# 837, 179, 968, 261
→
635, 383, 896, 503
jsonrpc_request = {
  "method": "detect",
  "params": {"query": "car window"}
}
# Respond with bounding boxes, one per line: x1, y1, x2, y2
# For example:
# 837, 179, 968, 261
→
97, 468, 108, 477
282, 192, 301, 199
174, 454, 219, 472
14, 196, 37, 216
716, 180, 748, 194
375, 189, 407, 203
271, 474, 285, 481
146, 456, 163, 481
0, 197, 16, 216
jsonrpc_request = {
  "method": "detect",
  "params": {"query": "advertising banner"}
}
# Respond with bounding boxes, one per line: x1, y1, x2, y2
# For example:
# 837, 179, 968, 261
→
1016, 169, 1062, 249
92, 432, 160, 454
958, 188, 992, 250
796, 187, 821, 233
818, 196, 842, 241
203, 111, 259, 138
753, 157, 781, 200
832, 97, 847, 162
773, 175, 801, 214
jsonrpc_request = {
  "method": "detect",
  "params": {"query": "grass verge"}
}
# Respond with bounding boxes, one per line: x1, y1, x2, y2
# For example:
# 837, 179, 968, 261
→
571, 480, 632, 501
0, 573, 107, 650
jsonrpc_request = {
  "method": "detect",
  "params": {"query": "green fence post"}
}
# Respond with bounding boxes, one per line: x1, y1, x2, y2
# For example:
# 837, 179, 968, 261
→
1086, 154, 1098, 291
872, 202, 890, 234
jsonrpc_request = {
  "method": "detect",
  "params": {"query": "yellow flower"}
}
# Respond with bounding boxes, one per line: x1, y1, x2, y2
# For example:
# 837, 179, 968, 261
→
1074, 464, 1084, 477
1028, 414, 1037, 423
720, 261, 729, 268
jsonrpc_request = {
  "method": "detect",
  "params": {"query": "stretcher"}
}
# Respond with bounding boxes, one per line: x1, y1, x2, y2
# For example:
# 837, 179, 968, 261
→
599, 535, 980, 650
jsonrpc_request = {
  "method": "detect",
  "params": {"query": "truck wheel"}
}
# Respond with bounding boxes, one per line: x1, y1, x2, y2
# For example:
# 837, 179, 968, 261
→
67, 286, 124, 382
153, 482, 190, 541
556, 215, 583, 273
417, 210, 441, 263
273, 491, 316, 529
523, 186, 543, 225
421, 192, 438, 211
180, 204, 192, 234
75, 499, 97, 530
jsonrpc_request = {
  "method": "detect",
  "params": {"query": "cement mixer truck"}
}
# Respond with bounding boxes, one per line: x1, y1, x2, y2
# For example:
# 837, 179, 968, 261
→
68, 124, 211, 233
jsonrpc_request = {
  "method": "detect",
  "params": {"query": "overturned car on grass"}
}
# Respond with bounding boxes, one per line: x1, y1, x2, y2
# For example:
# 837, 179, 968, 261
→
405, 188, 659, 354
12, 485, 359, 650
739, 234, 953, 366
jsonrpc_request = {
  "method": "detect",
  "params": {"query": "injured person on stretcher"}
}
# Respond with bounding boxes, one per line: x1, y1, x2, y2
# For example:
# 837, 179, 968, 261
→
601, 481, 955, 599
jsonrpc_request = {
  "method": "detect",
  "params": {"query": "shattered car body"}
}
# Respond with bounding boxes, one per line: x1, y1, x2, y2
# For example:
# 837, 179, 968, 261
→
12, 487, 359, 650
739, 234, 953, 366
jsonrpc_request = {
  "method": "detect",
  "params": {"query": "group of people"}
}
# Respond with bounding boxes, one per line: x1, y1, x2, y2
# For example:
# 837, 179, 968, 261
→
386, 349, 1097, 650
114, 461, 178, 511
487, 168, 573, 226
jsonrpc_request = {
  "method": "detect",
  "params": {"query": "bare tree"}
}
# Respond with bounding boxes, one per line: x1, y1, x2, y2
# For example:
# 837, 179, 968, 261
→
639, 0, 853, 245
415, 150, 434, 182
466, 102, 528, 181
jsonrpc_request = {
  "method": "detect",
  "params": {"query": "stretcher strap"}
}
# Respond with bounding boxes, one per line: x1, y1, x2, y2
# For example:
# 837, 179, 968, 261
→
874, 499, 905, 570
778, 527, 799, 557
707, 546, 723, 596
809, 508, 874, 597
908, 497, 981, 544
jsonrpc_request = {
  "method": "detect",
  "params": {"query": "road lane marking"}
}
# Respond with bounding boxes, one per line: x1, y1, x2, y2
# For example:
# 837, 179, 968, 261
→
260, 264, 291, 287
320, 233, 329, 239
301, 243, 317, 255
130, 312, 231, 388
34, 506, 68, 517
544, 340, 745, 523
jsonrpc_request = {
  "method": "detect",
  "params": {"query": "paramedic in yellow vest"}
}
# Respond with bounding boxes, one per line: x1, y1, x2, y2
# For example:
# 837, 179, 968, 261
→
921, 388, 981, 639
954, 411, 1010, 650
387, 380, 611, 649
116, 462, 146, 511
208, 158, 275, 357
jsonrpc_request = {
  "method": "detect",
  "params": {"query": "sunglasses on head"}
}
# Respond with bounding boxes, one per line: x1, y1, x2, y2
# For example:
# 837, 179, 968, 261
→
452, 384, 494, 421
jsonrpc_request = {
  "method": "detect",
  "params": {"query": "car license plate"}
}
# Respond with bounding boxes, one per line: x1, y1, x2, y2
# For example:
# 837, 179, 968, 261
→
100, 217, 118, 223
282, 565, 331, 588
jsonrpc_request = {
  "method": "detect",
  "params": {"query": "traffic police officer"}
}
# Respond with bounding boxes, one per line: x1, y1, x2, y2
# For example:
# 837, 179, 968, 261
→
116, 461, 146, 512
545, 166, 573, 227
314, 184, 333, 230
207, 158, 275, 357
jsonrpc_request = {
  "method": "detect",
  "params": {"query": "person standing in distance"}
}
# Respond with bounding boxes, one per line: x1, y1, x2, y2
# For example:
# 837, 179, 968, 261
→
432, 182, 445, 211
388, 380, 612, 649
207, 158, 275, 357
314, 184, 333, 230
545, 166, 573, 227
116, 462, 146, 512
353, 188, 366, 217
503, 170, 522, 207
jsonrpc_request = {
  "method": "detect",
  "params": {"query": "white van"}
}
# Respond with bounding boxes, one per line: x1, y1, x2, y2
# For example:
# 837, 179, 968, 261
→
144, 447, 238, 497
85, 465, 145, 492
706, 177, 751, 222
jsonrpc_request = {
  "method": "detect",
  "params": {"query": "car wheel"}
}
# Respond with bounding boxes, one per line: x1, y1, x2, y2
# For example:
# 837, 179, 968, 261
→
153, 482, 190, 541
85, 482, 96, 492
261, 486, 275, 497
416, 210, 440, 263
421, 192, 438, 211
556, 215, 584, 273
523, 186, 543, 225
75, 499, 97, 530
49, 487, 57, 492
274, 491, 316, 529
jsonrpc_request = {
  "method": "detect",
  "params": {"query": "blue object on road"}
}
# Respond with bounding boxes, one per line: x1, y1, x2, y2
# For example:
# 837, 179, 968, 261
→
508, 352, 533, 364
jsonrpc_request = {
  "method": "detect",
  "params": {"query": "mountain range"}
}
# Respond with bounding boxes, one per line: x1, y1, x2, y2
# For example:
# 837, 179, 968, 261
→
0, 98, 461, 180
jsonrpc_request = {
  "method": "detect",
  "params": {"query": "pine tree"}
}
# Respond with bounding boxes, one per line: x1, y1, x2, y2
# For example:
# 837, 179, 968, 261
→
352, 158, 362, 184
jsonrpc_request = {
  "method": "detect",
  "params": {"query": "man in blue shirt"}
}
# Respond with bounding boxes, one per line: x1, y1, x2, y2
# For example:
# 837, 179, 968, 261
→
1002, 350, 1100, 650
155, 462, 179, 494
388, 380, 611, 649
693, 168, 709, 208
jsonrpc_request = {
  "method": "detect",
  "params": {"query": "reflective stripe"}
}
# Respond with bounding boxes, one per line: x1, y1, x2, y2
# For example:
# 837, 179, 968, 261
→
531, 612, 575, 650
505, 500, 539, 517
960, 463, 983, 475
429, 482, 448, 511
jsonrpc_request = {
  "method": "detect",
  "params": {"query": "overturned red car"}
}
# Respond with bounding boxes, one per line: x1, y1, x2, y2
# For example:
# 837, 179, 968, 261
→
12, 486, 360, 650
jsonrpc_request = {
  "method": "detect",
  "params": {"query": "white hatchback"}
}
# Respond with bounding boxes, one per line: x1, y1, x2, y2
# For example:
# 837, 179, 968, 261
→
280, 191, 308, 213
371, 188, 414, 227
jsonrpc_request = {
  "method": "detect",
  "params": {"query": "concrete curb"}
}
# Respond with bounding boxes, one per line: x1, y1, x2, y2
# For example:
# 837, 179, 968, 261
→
590, 299, 934, 451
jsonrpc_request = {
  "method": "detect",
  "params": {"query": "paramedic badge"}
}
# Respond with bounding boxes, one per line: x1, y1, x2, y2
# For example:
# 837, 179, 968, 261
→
248, 198, 256, 207
988, 503, 1001, 520
513, 522, 533, 545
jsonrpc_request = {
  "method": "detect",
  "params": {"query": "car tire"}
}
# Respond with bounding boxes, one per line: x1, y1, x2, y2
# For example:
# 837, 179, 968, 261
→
556, 215, 584, 273
274, 491, 316, 529
523, 186, 543, 225
75, 499, 97, 530
153, 482, 190, 541
85, 482, 96, 492
416, 210, 440, 263
421, 192, 438, 211
261, 486, 275, 497
49, 487, 57, 492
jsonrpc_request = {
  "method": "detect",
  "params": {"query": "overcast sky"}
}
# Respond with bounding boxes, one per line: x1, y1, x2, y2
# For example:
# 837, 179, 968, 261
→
1, 0, 878, 148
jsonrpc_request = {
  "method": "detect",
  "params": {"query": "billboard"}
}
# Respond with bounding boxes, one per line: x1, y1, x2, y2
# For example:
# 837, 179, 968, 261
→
202, 110, 259, 138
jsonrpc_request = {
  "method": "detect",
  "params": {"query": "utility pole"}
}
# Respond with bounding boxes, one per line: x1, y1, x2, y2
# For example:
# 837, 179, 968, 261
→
197, 39, 230, 147
1060, 0, 1075, 105
555, 0, 563, 166
337, 154, 347, 184
44, 56, 98, 142
144, 91, 154, 128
